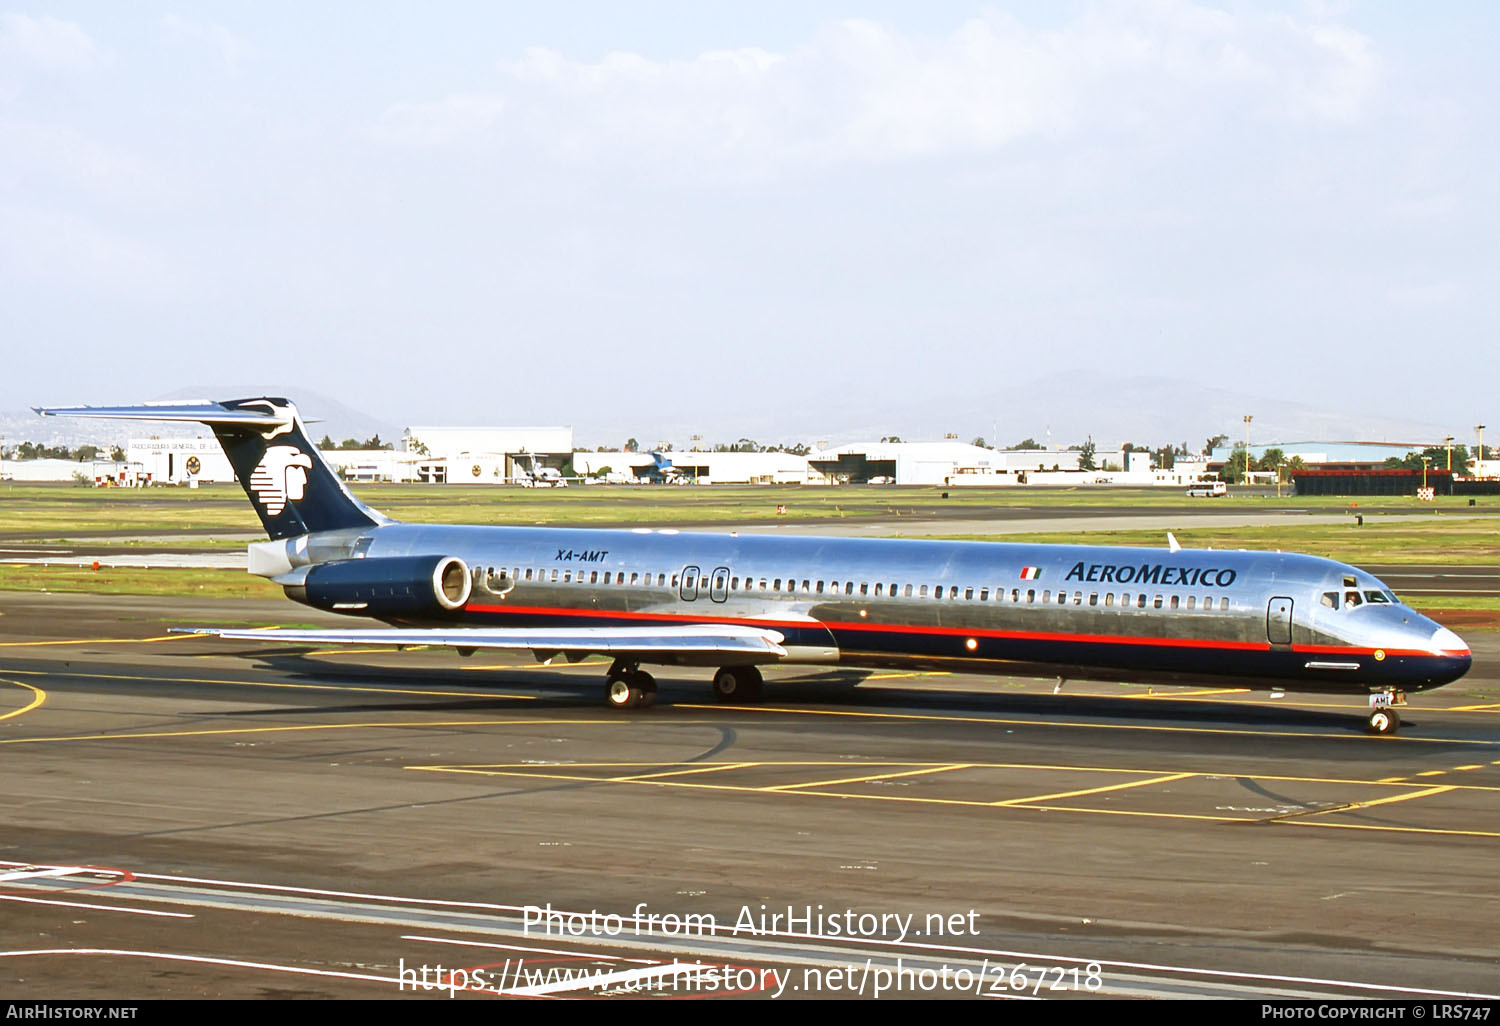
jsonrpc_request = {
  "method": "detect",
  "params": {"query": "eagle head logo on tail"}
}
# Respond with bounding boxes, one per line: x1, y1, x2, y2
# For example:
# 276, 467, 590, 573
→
248, 445, 314, 516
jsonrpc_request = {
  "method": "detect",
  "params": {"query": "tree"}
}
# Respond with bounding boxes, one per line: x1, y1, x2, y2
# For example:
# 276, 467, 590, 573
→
1204, 434, 1229, 456
1008, 438, 1041, 450
1387, 445, 1470, 476
1221, 443, 1248, 484
970, 436, 988, 449
1256, 448, 1286, 480
318, 435, 335, 450
624, 438, 639, 453
1077, 438, 1097, 472
1154, 445, 1176, 470
74, 445, 100, 462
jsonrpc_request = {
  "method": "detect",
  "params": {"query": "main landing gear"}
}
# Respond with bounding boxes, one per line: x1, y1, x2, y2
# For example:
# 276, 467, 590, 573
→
602, 663, 767, 709
711, 665, 763, 703
604, 660, 656, 710
1368, 689, 1407, 735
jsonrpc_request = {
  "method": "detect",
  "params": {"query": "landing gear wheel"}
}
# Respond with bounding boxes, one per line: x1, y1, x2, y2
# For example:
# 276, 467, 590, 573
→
712, 665, 764, 703
1368, 708, 1400, 735
633, 671, 657, 708
605, 676, 640, 710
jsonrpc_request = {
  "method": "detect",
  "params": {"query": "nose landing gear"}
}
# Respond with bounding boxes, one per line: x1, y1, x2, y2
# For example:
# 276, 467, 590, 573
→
1367, 689, 1406, 734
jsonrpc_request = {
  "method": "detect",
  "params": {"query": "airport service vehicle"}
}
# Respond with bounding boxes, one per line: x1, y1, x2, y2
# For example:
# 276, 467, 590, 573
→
1186, 481, 1228, 498
37, 398, 1471, 733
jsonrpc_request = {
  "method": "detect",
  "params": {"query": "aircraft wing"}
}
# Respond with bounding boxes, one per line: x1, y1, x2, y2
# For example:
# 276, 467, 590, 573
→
179, 623, 788, 663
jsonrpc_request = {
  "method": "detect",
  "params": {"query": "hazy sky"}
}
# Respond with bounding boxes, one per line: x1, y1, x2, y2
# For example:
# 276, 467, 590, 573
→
4, 2, 1496, 445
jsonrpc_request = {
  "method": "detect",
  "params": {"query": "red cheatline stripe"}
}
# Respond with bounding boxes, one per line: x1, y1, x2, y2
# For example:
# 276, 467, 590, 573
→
464, 604, 1436, 659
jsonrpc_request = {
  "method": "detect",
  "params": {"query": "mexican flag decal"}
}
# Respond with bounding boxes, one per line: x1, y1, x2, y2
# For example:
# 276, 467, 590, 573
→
1019, 566, 1041, 580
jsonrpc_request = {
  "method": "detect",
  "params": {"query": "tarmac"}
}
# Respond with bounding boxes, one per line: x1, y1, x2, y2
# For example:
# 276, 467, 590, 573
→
2, 591, 1499, 1000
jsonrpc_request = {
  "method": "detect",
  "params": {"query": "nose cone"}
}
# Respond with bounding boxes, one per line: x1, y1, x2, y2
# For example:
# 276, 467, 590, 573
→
1427, 626, 1472, 685
1430, 626, 1470, 657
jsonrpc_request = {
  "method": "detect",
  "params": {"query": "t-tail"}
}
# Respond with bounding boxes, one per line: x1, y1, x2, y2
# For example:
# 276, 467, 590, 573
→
34, 397, 388, 540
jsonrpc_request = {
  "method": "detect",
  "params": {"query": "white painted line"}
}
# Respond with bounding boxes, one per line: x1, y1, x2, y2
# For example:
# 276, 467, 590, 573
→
0, 895, 192, 918
0, 948, 388, 985
6, 860, 1494, 1000
402, 933, 659, 964
0, 867, 91, 883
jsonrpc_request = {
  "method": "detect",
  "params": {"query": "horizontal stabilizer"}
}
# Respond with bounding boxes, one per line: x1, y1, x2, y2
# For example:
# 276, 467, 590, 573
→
34, 401, 294, 430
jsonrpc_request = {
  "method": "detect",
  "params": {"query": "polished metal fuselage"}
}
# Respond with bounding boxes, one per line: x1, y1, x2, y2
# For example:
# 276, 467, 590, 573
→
286, 522, 1471, 694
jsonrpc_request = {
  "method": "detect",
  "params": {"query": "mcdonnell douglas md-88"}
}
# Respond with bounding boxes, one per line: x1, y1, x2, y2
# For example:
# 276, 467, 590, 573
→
37, 397, 1472, 733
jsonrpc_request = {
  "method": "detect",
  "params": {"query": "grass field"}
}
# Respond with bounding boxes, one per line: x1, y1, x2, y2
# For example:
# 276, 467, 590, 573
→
2, 481, 1495, 617
4, 480, 1495, 535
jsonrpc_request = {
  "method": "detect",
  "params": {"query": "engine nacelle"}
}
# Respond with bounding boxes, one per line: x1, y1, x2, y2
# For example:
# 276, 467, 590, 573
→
295, 555, 471, 618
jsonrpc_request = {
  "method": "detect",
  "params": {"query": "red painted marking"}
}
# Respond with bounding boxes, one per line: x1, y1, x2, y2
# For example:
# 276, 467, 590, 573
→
0, 864, 133, 897
464, 603, 1433, 659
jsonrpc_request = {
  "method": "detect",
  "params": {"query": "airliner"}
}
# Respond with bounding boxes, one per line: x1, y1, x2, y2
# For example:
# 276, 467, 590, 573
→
37, 397, 1471, 733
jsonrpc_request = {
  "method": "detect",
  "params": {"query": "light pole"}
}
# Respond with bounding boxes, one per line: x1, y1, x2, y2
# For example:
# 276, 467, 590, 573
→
1445, 436, 1454, 473
1422, 454, 1431, 491
1243, 415, 1253, 486
1478, 425, 1488, 478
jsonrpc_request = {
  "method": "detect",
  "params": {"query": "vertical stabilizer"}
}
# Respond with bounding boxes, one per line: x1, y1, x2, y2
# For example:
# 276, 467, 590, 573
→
35, 397, 388, 540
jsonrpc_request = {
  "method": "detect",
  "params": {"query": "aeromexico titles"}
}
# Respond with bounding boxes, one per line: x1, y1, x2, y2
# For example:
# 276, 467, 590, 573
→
37, 397, 1471, 734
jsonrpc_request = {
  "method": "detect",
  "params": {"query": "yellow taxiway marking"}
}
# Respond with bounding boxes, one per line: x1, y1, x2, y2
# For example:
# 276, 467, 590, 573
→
0, 719, 617, 746
1447, 703, 1500, 712
405, 758, 1487, 836
0, 678, 45, 723
1281, 820, 1500, 839
679, 703, 1500, 746
610, 762, 757, 782
1266, 784, 1457, 824
995, 772, 1196, 807
764, 764, 971, 791
1, 667, 534, 702
1454, 764, 1487, 771
1120, 688, 1250, 700
0, 634, 200, 649
862, 671, 952, 681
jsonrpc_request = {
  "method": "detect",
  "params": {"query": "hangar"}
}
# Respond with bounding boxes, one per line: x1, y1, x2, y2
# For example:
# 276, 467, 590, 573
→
401, 426, 575, 484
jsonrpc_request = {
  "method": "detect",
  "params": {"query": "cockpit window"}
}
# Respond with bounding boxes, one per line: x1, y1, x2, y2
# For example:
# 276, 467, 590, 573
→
1344, 591, 1363, 608
1321, 592, 1338, 609
1364, 590, 1390, 604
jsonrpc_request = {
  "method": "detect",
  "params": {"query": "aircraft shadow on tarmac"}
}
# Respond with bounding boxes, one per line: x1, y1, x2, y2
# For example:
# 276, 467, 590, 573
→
201, 650, 1386, 735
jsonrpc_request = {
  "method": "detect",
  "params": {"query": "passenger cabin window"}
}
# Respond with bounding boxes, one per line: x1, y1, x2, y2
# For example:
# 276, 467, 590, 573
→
1218, 597, 1229, 611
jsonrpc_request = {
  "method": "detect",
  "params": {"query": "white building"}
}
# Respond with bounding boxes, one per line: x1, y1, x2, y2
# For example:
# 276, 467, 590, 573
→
571, 450, 809, 485
128, 437, 236, 484
403, 426, 575, 484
